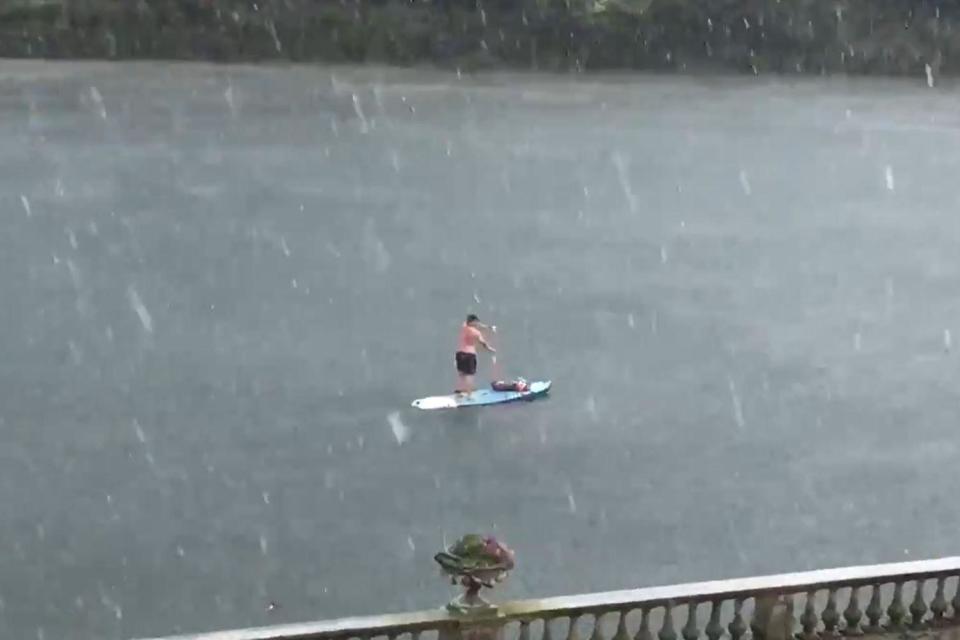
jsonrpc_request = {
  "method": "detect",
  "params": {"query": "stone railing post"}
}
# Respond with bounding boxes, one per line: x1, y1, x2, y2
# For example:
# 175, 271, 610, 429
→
462, 617, 506, 640
754, 595, 795, 640
438, 613, 505, 640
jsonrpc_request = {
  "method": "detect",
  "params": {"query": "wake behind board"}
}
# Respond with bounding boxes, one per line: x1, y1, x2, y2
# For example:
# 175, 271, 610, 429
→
412, 380, 551, 411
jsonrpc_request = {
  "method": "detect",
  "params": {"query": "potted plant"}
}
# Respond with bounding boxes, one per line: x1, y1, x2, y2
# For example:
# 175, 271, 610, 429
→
434, 534, 516, 613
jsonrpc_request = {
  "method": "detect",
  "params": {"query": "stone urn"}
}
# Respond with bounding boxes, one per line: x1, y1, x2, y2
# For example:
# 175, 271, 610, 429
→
434, 535, 516, 613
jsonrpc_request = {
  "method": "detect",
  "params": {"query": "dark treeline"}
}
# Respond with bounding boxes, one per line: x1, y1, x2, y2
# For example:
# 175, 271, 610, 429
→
0, 0, 956, 75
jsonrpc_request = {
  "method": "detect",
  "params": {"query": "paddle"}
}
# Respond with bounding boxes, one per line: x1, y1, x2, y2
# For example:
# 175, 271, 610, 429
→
487, 325, 504, 382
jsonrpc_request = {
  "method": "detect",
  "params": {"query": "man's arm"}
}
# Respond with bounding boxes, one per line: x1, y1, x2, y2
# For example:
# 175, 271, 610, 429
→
476, 331, 496, 353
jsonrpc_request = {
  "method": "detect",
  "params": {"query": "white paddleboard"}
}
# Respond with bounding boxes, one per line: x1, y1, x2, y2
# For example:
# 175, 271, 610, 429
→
412, 381, 551, 410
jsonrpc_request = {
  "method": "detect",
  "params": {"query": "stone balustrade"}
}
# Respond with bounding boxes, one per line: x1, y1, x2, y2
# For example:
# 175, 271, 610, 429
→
137, 556, 960, 640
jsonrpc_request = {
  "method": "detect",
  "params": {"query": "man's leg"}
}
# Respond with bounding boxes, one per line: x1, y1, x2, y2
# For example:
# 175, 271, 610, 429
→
464, 354, 478, 396
455, 353, 467, 394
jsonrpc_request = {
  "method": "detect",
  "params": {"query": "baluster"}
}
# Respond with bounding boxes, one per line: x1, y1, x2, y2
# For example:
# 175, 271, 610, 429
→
544, 618, 556, 640
909, 579, 928, 630
705, 601, 724, 640
863, 585, 883, 633
660, 602, 678, 640
728, 598, 747, 640
799, 591, 818, 640
822, 588, 840, 639
612, 611, 631, 640
750, 597, 766, 640
636, 608, 654, 640
953, 577, 960, 619
842, 586, 863, 636
886, 582, 906, 631
930, 577, 948, 625
519, 621, 531, 640
682, 602, 699, 640
568, 616, 583, 640
784, 595, 798, 640
590, 614, 606, 640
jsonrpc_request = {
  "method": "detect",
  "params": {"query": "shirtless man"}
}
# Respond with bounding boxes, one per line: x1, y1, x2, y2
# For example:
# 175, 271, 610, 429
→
455, 314, 495, 395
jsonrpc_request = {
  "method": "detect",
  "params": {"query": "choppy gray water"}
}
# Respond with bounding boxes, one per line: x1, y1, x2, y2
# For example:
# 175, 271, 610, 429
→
1, 61, 959, 639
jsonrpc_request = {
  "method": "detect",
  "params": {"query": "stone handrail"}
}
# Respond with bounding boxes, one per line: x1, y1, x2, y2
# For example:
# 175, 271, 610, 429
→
137, 556, 960, 640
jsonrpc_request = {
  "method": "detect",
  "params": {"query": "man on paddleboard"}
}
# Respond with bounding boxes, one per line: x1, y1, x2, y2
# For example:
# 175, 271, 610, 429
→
456, 314, 495, 396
